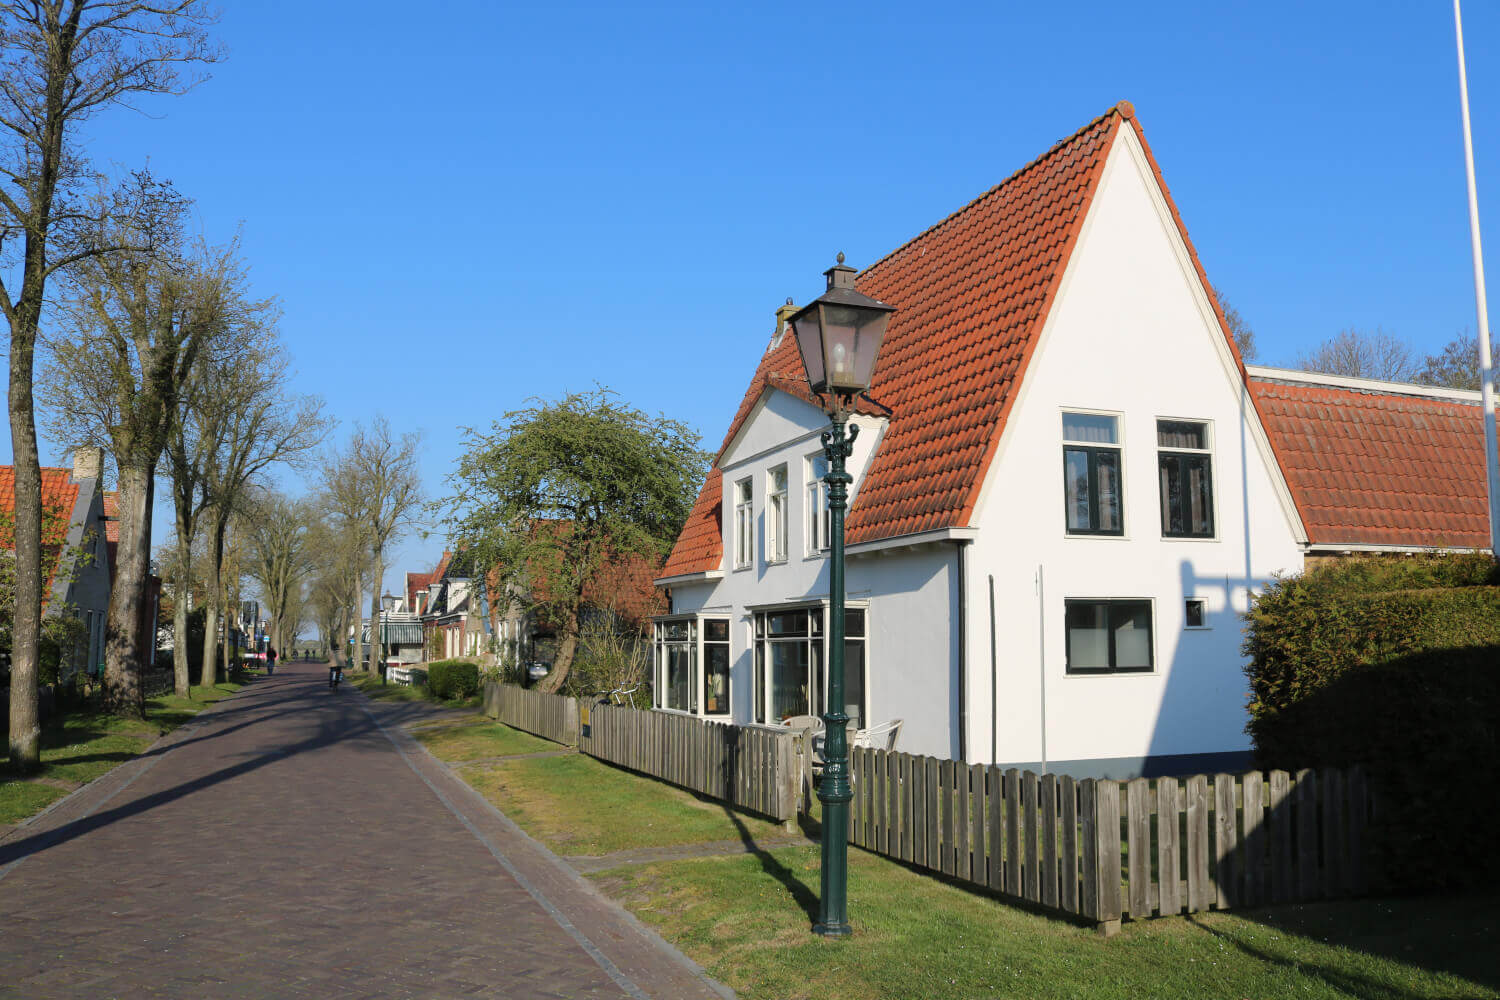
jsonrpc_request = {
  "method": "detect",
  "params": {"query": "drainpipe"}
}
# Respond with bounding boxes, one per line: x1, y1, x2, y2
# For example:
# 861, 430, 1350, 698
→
989, 574, 998, 766
1036, 564, 1047, 775
954, 540, 970, 762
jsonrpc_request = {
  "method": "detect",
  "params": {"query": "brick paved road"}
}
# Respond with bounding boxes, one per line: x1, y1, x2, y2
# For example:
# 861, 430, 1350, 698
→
0, 662, 732, 1000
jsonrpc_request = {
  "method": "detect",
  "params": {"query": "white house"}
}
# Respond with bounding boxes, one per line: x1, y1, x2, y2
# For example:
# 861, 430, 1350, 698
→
653, 102, 1322, 779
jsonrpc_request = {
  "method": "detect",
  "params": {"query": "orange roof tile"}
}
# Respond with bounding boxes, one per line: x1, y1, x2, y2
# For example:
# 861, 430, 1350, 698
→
1250, 377, 1495, 549
664, 103, 1146, 576
0, 465, 83, 601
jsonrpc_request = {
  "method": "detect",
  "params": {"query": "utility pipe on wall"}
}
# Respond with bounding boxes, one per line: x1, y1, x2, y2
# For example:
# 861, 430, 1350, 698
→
1036, 564, 1047, 774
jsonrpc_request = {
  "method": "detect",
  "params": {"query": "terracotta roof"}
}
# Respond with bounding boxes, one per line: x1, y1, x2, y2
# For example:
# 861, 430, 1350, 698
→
665, 102, 1225, 576
432, 549, 453, 582
0, 465, 83, 602
406, 571, 435, 610
1250, 376, 1495, 549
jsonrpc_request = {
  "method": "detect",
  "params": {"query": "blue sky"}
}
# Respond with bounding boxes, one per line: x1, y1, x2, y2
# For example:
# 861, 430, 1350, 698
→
7, 1, 1500, 599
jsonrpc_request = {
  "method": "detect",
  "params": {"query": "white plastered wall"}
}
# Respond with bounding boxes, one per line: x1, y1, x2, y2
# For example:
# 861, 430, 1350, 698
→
964, 126, 1306, 772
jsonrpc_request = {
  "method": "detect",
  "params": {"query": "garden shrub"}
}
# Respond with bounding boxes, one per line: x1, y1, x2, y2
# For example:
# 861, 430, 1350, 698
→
1243, 553, 1500, 887
425, 659, 479, 700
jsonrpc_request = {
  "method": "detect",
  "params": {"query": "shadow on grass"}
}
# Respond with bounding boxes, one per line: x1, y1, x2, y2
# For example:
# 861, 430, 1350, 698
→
1203, 893, 1500, 997
721, 803, 819, 926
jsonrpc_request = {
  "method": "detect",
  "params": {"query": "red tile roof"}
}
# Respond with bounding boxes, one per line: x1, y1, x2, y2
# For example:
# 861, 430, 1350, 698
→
0, 466, 82, 601
1250, 376, 1495, 549
406, 571, 435, 610
665, 102, 1234, 577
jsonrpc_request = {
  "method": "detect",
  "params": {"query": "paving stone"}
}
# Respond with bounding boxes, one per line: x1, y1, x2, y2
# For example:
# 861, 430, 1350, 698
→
0, 663, 731, 1000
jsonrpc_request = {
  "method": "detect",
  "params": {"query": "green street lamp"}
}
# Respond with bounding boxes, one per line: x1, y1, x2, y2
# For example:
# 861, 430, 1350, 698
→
787, 252, 895, 937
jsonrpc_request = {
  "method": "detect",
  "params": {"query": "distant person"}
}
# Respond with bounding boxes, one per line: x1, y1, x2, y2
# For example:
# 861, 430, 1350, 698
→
266, 647, 277, 675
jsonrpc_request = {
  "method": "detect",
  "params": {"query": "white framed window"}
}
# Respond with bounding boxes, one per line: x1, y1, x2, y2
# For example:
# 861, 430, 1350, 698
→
1184, 598, 1209, 629
805, 452, 830, 554
1157, 419, 1215, 538
1062, 411, 1123, 535
767, 465, 788, 563
653, 616, 730, 716
1065, 599, 1153, 674
733, 477, 753, 570
752, 605, 867, 730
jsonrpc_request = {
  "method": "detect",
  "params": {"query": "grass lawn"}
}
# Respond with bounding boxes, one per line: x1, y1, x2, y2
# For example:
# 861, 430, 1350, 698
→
0, 682, 243, 828
410, 717, 556, 760
461, 751, 792, 856
593, 845, 1500, 1000
350, 671, 482, 709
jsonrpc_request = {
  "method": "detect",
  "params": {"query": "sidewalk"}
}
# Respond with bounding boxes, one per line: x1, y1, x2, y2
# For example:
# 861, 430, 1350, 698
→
0, 662, 732, 1000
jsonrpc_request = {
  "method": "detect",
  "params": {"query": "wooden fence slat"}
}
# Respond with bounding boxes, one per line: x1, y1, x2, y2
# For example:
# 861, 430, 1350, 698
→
1095, 779, 1122, 928
911, 756, 928, 868
925, 757, 940, 873
940, 760, 956, 876
1157, 777, 1181, 916
969, 762, 986, 887
1127, 777, 1151, 918
1185, 774, 1210, 912
1322, 767, 1344, 899
874, 750, 888, 854
955, 762, 971, 881
1269, 769, 1292, 903
1347, 765, 1367, 894
1296, 769, 1319, 899
1241, 771, 1264, 907
987, 766, 1004, 891
885, 750, 899, 857
1023, 771, 1040, 902
1214, 773, 1239, 909
1041, 773, 1059, 908
1062, 775, 1079, 914
1004, 769, 1021, 896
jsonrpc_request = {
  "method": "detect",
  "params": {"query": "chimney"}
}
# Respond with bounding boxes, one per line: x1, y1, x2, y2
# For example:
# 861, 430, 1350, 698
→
770, 297, 798, 351
72, 447, 104, 483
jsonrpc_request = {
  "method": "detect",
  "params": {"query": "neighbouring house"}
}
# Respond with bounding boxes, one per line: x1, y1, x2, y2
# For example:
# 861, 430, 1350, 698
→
362, 592, 427, 666
1, 449, 112, 686
653, 101, 1498, 779
412, 550, 490, 662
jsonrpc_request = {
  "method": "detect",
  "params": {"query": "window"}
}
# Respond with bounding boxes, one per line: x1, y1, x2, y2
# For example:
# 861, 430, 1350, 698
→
655, 619, 697, 713
1158, 420, 1214, 538
806, 453, 830, 554
1065, 599, 1153, 673
767, 465, 788, 563
1184, 598, 1207, 629
734, 478, 753, 569
752, 605, 867, 728
1062, 412, 1123, 535
703, 618, 730, 715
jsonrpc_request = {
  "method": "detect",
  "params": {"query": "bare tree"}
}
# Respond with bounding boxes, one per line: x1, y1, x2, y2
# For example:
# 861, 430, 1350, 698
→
1297, 328, 1420, 383
320, 418, 423, 672
307, 518, 368, 665
1, 0, 218, 764
245, 492, 316, 656
40, 204, 247, 717
1417, 332, 1483, 391
1213, 286, 1258, 362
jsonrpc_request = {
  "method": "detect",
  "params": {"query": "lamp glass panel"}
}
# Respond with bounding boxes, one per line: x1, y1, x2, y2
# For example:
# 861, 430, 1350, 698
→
790, 312, 826, 390
820, 304, 861, 390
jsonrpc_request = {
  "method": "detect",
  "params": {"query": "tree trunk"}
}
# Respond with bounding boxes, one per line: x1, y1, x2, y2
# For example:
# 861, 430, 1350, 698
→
367, 552, 384, 673
104, 461, 153, 717
200, 509, 227, 686
537, 610, 580, 694
6, 360, 43, 768
172, 513, 193, 698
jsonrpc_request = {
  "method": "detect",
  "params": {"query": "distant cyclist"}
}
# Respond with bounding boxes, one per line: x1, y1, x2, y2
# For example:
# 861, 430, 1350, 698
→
266, 647, 277, 676
329, 660, 343, 691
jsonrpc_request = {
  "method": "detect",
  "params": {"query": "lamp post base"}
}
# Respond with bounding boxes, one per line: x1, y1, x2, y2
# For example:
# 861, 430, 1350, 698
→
813, 921, 852, 938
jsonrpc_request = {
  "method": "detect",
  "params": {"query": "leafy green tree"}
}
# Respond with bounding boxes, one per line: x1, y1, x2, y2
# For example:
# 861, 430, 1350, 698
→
1417, 332, 1483, 391
443, 389, 708, 693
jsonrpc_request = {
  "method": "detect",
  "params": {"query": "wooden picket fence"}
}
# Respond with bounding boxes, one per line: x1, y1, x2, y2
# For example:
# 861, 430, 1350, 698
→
845, 748, 1373, 933
581, 703, 799, 823
481, 682, 579, 746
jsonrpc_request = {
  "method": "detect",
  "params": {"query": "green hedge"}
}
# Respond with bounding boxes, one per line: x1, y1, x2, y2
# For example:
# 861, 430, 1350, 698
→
426, 659, 480, 700
1243, 554, 1500, 887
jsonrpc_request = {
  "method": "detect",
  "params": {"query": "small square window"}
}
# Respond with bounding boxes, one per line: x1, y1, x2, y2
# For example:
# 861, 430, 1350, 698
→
1184, 599, 1207, 628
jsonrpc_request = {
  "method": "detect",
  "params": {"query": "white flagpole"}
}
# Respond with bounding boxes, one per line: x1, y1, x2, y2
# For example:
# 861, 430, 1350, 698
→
1454, 0, 1500, 558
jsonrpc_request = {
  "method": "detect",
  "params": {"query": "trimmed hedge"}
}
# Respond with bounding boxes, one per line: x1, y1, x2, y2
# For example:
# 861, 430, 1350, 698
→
426, 659, 480, 700
1243, 553, 1500, 887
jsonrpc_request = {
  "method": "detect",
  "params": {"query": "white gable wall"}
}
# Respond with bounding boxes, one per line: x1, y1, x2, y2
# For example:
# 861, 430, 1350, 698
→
964, 126, 1305, 776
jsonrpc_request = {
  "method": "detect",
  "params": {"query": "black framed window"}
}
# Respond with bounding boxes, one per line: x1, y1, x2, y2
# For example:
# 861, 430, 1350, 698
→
753, 605, 867, 727
1062, 412, 1123, 535
1065, 599, 1153, 673
703, 618, 730, 715
1158, 419, 1214, 538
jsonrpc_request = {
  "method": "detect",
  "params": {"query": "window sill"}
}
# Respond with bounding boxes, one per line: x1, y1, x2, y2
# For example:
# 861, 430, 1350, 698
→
1063, 669, 1156, 677
1161, 535, 1219, 543
1064, 532, 1129, 540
